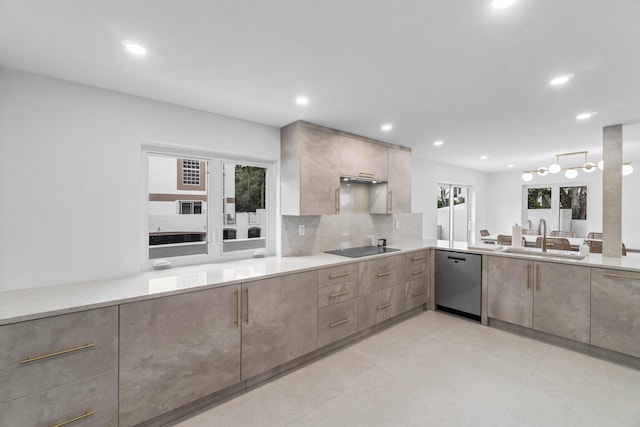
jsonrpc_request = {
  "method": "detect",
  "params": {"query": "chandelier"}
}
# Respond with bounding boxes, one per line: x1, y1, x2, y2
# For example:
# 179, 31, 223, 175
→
522, 150, 633, 182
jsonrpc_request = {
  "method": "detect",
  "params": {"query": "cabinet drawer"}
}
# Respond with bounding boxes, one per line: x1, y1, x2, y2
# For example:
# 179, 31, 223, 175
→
358, 255, 404, 295
318, 280, 357, 308
405, 262, 428, 282
318, 299, 358, 347
405, 250, 428, 266
0, 370, 118, 427
318, 263, 358, 288
405, 279, 427, 311
357, 286, 405, 331
0, 306, 118, 404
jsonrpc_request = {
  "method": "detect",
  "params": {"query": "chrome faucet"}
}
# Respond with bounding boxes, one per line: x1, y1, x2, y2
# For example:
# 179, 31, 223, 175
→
538, 219, 547, 252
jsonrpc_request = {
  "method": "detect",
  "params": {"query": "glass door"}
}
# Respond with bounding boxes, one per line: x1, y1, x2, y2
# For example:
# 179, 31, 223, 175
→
437, 184, 472, 246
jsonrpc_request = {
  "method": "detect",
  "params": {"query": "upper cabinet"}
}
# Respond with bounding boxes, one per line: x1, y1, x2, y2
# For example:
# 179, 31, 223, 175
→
280, 121, 411, 216
281, 122, 341, 216
387, 147, 412, 214
339, 136, 388, 181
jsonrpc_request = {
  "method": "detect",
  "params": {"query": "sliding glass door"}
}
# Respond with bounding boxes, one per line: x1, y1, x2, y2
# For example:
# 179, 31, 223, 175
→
437, 184, 472, 246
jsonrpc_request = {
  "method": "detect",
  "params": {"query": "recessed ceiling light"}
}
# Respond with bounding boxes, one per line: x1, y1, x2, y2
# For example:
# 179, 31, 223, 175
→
491, 0, 516, 9
576, 112, 597, 120
295, 95, 309, 105
433, 140, 444, 146
121, 40, 147, 55
507, 164, 514, 168
549, 73, 575, 86
480, 155, 488, 160
381, 124, 393, 131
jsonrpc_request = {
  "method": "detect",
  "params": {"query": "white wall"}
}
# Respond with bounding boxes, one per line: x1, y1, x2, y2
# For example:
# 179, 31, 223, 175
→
412, 157, 489, 244
0, 68, 280, 291
487, 168, 640, 247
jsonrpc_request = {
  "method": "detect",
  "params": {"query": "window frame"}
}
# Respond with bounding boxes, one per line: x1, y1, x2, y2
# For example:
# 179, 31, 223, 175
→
141, 144, 276, 271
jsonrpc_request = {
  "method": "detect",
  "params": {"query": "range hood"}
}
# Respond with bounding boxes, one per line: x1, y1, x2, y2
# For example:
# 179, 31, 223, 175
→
341, 175, 387, 184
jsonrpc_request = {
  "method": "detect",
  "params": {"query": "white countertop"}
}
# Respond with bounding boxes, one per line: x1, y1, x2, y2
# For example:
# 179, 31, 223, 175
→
2, 239, 639, 326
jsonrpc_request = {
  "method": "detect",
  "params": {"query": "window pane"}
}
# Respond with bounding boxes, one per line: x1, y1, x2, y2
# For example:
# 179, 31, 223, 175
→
148, 154, 208, 259
527, 188, 551, 209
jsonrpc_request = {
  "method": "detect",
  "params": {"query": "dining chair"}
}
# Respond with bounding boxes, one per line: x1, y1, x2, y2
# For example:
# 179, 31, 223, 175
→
589, 240, 628, 256
480, 229, 490, 237
497, 235, 512, 245
522, 229, 538, 235
587, 232, 603, 239
536, 237, 571, 250
550, 230, 577, 238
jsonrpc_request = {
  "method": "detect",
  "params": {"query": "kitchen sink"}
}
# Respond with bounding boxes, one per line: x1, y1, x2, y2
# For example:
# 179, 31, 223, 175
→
501, 246, 587, 260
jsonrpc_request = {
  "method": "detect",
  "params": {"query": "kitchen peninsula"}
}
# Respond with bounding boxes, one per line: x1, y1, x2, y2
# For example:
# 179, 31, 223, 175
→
2, 241, 640, 425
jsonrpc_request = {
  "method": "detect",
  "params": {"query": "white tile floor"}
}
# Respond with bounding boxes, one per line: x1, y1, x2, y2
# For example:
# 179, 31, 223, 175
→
174, 311, 640, 426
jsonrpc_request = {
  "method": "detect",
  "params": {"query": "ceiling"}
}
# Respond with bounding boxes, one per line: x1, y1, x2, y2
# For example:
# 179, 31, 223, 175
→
1, 0, 640, 173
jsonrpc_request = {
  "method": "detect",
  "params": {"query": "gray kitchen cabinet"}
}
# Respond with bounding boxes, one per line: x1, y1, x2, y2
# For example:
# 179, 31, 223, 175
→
487, 256, 534, 328
358, 254, 405, 296
281, 121, 341, 215
591, 268, 640, 357
119, 285, 241, 426
241, 270, 318, 379
487, 256, 590, 343
404, 250, 429, 310
357, 285, 406, 330
0, 306, 118, 425
386, 146, 412, 214
317, 262, 358, 308
318, 299, 358, 347
533, 261, 591, 343
0, 371, 118, 427
339, 135, 388, 181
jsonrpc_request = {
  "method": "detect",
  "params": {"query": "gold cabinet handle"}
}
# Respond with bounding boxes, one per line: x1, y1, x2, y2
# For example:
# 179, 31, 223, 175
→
411, 256, 425, 261
20, 343, 94, 365
335, 187, 340, 214
359, 172, 375, 177
235, 290, 241, 327
329, 272, 352, 279
527, 263, 531, 289
536, 265, 540, 291
377, 271, 393, 278
329, 318, 350, 328
52, 410, 95, 427
329, 290, 352, 298
602, 272, 640, 281
411, 270, 424, 276
389, 191, 393, 213
377, 302, 392, 310
244, 289, 249, 325
411, 290, 425, 297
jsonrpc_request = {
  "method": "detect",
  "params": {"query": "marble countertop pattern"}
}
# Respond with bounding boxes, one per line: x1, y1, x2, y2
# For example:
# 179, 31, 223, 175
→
2, 239, 639, 326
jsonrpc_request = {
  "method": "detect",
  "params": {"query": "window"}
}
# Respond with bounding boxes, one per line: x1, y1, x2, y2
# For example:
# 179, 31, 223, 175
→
179, 201, 203, 215
145, 148, 274, 268
437, 183, 473, 245
528, 187, 552, 209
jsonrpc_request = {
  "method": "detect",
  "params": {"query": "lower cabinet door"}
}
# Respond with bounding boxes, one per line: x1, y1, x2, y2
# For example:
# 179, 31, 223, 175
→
119, 285, 241, 426
318, 299, 357, 347
357, 286, 405, 331
241, 271, 318, 380
0, 370, 117, 427
405, 279, 427, 311
591, 268, 640, 357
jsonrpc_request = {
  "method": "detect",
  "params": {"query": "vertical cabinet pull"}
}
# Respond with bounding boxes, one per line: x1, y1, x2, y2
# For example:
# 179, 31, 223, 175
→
52, 411, 95, 427
244, 289, 249, 325
389, 191, 393, 213
527, 263, 531, 289
235, 290, 240, 327
536, 265, 540, 291
335, 187, 340, 214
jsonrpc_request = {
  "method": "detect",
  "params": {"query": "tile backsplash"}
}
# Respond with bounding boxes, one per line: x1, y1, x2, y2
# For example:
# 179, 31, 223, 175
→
281, 212, 423, 256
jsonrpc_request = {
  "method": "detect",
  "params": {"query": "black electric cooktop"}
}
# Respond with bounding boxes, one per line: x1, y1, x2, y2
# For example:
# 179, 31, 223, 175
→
325, 246, 400, 258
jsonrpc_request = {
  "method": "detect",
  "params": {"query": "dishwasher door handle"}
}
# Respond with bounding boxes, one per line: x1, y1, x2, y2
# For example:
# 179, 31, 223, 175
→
447, 255, 466, 262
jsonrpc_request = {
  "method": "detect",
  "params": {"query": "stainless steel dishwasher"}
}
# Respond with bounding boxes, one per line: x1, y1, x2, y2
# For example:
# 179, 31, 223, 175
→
434, 250, 482, 321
